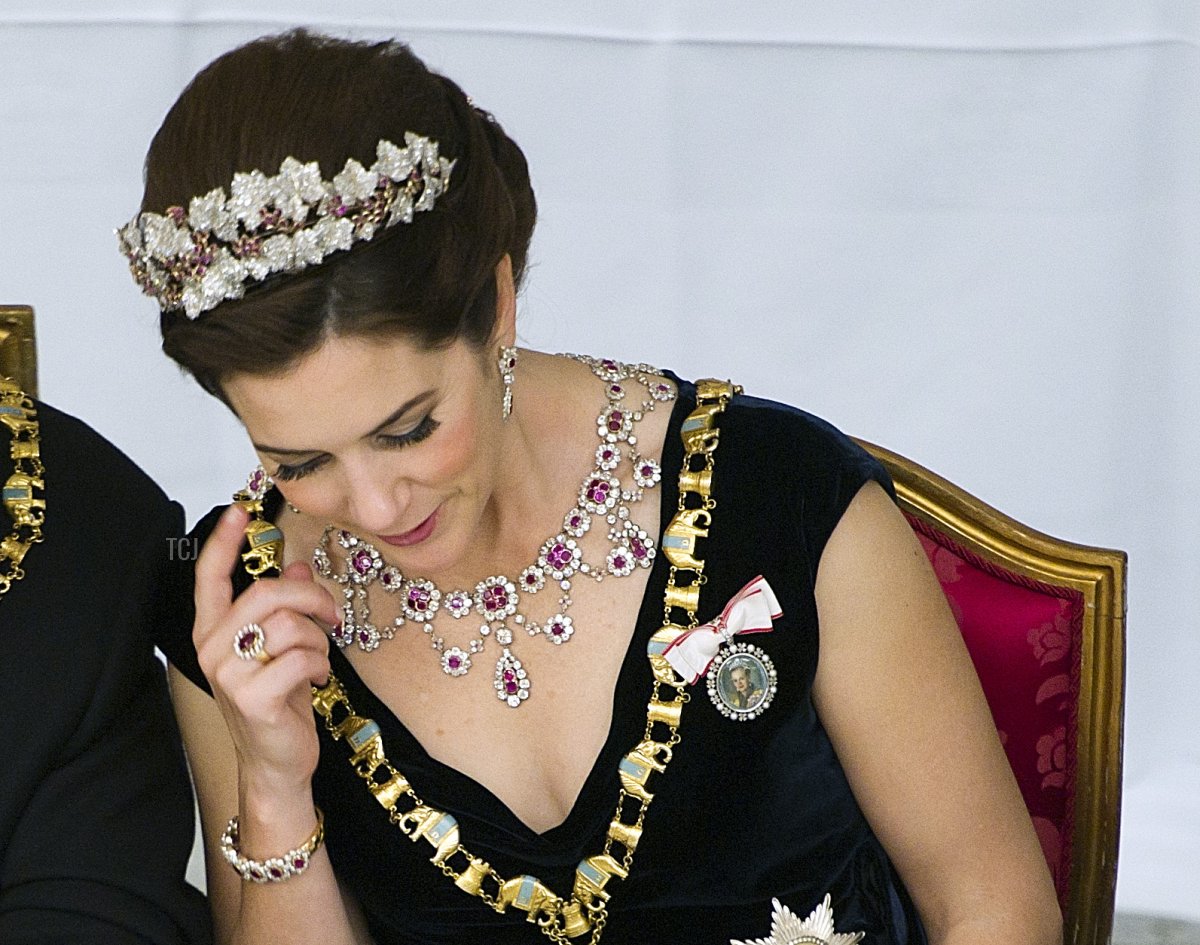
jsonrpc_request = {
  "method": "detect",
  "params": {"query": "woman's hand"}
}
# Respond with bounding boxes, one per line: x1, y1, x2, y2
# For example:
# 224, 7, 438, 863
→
173, 503, 368, 945
193, 503, 341, 794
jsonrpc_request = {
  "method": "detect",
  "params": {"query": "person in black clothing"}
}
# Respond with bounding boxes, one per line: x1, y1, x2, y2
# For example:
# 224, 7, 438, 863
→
0, 393, 211, 945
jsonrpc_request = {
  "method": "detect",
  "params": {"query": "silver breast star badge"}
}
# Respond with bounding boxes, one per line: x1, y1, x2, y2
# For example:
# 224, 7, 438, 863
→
730, 894, 865, 945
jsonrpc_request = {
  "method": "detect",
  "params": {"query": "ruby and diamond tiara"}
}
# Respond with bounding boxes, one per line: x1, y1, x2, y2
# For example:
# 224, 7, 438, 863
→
117, 132, 455, 320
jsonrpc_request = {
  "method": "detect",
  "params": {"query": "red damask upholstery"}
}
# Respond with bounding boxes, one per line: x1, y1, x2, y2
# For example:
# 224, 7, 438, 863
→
856, 438, 1125, 945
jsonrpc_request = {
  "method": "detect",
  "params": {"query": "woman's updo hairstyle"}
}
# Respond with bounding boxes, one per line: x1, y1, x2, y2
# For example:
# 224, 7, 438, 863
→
140, 29, 536, 398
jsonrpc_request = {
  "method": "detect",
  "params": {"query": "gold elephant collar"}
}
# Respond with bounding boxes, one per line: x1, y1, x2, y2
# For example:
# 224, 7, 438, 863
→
0, 377, 44, 598
236, 377, 741, 943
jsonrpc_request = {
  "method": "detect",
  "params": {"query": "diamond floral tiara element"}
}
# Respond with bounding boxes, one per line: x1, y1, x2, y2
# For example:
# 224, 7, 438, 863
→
117, 133, 455, 319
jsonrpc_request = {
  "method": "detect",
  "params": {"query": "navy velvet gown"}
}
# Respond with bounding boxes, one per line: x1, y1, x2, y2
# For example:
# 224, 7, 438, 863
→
158, 373, 928, 945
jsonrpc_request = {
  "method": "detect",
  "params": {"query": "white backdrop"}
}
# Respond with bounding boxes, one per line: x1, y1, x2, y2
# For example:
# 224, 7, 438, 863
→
2, 1, 1197, 919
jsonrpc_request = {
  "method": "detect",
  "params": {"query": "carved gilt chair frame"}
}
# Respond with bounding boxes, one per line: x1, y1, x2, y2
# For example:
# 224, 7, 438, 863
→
0, 305, 38, 396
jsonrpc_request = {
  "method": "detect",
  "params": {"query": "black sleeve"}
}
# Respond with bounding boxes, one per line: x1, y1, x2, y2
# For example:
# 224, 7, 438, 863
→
724, 392, 895, 585
0, 404, 212, 944
792, 436, 895, 576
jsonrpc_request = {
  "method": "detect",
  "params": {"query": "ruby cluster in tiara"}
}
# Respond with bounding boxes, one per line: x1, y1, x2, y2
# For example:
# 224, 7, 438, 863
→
117, 133, 455, 320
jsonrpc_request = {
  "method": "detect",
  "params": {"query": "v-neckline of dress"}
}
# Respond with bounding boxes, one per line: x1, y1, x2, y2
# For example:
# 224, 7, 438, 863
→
306, 371, 691, 846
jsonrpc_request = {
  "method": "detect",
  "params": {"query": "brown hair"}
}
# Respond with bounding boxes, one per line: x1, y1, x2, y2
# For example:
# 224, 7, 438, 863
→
139, 29, 536, 398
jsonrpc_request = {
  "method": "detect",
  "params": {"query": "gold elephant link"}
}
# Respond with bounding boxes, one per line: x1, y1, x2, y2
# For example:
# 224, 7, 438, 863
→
0, 411, 38, 439
617, 737, 675, 802
682, 379, 741, 457
495, 875, 560, 926
398, 805, 461, 865
3, 472, 45, 527
241, 517, 284, 576
338, 717, 391, 778
646, 623, 689, 686
462, 859, 591, 937
661, 506, 711, 572
309, 684, 417, 812
572, 853, 629, 911
680, 401, 723, 454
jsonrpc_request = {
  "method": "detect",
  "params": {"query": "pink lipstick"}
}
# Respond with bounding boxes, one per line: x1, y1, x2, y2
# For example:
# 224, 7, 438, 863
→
379, 506, 439, 547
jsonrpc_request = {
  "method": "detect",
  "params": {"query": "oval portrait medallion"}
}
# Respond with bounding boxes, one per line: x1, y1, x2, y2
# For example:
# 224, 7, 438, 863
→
706, 642, 777, 720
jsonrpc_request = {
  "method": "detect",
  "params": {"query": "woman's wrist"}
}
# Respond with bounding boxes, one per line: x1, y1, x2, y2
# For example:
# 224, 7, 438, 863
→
235, 771, 319, 856
236, 750, 316, 798
221, 806, 325, 883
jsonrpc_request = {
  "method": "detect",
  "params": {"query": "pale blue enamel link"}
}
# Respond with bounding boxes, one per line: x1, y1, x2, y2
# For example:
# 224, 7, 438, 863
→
680, 417, 706, 433
254, 526, 283, 544
646, 640, 669, 656
661, 535, 688, 550
427, 814, 458, 844
619, 757, 647, 779
0, 406, 24, 416
346, 720, 381, 752
576, 860, 605, 886
516, 875, 537, 909
3, 487, 29, 501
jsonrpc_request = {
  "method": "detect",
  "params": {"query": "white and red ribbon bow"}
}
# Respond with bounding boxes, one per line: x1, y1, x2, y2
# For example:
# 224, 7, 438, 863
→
661, 575, 782, 684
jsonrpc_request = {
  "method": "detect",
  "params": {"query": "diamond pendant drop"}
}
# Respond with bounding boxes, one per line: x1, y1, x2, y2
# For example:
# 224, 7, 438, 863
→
494, 648, 530, 707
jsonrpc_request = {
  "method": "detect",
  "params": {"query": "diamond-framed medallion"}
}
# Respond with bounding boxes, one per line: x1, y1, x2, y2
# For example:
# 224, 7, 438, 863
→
706, 642, 777, 721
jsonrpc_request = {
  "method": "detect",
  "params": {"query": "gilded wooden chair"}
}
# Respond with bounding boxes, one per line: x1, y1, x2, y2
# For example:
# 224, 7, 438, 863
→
0, 306, 38, 396
855, 439, 1126, 945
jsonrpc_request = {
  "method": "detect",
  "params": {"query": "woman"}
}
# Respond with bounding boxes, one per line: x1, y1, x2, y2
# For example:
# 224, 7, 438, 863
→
121, 29, 1059, 945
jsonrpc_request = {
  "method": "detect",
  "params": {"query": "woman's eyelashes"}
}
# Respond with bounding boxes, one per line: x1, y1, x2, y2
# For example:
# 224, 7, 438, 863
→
272, 457, 321, 483
272, 415, 441, 482
378, 414, 440, 449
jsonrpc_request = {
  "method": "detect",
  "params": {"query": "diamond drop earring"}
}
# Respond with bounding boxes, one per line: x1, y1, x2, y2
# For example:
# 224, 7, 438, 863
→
498, 345, 518, 420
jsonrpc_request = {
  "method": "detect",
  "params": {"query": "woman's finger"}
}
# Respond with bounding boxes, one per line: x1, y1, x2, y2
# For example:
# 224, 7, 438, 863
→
282, 559, 315, 583
194, 503, 250, 623
218, 574, 341, 638
211, 608, 329, 671
234, 648, 333, 711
